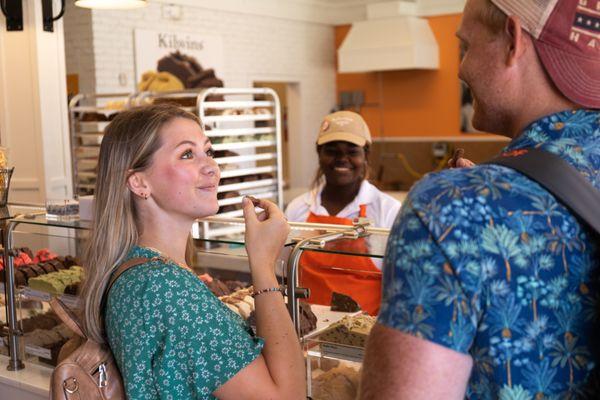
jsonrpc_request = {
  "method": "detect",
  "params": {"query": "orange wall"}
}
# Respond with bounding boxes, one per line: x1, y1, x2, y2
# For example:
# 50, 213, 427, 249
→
336, 14, 466, 137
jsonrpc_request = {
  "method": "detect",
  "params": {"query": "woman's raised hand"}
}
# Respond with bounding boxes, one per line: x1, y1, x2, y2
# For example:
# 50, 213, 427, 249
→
242, 197, 290, 271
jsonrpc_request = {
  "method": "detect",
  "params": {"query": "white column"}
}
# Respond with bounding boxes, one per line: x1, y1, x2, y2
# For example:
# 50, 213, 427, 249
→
0, 0, 73, 204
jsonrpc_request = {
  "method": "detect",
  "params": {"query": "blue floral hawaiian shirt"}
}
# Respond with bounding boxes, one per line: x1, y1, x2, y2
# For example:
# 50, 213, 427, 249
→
379, 110, 600, 399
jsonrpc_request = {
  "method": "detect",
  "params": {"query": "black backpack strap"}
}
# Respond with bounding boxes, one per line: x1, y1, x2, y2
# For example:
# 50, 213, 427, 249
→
484, 148, 600, 234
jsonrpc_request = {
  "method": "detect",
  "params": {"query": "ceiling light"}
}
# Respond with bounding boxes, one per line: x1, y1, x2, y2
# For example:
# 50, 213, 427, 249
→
75, 0, 148, 9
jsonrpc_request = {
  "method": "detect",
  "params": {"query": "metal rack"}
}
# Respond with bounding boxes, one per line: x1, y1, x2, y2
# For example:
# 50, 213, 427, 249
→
197, 88, 284, 239
68, 88, 284, 236
68, 93, 137, 197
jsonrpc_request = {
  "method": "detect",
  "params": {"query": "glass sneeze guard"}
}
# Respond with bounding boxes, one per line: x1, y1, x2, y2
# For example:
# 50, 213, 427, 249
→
196, 216, 390, 257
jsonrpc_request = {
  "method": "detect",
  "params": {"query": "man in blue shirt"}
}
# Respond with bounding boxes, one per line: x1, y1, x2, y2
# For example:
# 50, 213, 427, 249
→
360, 0, 600, 399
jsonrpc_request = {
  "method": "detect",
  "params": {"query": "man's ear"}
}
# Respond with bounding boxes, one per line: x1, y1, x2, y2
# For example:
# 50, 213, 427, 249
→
127, 171, 150, 198
505, 15, 526, 67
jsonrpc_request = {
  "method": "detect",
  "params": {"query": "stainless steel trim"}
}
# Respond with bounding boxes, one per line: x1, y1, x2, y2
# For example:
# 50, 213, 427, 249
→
3, 220, 24, 370
198, 216, 391, 234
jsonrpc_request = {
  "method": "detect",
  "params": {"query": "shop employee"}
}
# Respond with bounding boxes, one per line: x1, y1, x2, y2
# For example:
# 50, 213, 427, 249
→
285, 111, 400, 315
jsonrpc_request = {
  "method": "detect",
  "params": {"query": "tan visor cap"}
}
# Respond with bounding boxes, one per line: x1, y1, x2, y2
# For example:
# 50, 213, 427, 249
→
316, 111, 372, 147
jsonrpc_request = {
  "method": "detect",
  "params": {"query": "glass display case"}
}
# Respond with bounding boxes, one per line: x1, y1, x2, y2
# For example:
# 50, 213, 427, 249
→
1, 212, 390, 400
0, 206, 89, 371
194, 216, 389, 400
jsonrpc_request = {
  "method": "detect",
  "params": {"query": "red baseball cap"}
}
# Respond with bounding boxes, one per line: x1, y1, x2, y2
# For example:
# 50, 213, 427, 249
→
491, 0, 600, 109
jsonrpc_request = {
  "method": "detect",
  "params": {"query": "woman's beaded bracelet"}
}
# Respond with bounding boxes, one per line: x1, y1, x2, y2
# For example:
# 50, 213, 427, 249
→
253, 286, 283, 298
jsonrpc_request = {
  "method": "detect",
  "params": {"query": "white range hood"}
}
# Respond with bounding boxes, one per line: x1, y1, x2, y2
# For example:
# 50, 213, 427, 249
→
338, 2, 440, 73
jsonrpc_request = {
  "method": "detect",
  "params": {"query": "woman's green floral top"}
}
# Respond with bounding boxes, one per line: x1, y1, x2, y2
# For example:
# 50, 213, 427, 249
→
379, 110, 600, 399
106, 246, 263, 400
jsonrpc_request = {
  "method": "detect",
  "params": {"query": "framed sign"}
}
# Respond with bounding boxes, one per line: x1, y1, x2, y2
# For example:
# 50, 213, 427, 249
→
134, 29, 225, 90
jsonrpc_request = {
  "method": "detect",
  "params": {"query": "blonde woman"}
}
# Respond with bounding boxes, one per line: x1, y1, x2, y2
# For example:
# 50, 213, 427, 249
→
80, 104, 305, 399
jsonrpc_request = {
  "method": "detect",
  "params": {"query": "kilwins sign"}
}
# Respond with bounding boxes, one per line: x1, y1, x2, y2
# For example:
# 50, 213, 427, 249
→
133, 29, 224, 86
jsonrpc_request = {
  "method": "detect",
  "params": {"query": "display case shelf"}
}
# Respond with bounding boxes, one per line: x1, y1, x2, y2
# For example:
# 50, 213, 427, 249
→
19, 287, 80, 310
0, 283, 79, 310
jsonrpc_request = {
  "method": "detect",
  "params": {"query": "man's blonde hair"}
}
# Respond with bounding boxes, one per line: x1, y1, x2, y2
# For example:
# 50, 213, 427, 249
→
477, 0, 507, 34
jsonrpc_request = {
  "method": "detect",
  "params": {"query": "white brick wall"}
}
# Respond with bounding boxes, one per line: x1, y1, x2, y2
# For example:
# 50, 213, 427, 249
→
63, 2, 336, 188
63, 1, 95, 95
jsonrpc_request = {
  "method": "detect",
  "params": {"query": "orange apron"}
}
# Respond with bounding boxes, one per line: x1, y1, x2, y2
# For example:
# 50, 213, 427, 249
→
299, 204, 381, 315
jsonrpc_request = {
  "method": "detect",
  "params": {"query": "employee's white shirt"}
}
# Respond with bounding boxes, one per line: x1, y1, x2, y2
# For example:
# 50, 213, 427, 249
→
285, 180, 401, 229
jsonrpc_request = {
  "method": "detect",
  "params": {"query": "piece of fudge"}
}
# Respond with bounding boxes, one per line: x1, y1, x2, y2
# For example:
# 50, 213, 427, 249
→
319, 315, 375, 347
28, 275, 66, 295
330, 292, 361, 313
21, 312, 62, 333
39, 262, 57, 274
20, 266, 38, 283
300, 302, 318, 336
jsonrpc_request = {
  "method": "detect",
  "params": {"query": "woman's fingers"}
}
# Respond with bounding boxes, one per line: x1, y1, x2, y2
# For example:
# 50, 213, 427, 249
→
242, 197, 259, 224
257, 199, 284, 220
256, 211, 267, 222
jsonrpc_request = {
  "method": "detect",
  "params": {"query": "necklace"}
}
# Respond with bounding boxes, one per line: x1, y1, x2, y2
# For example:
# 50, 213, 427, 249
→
138, 245, 194, 274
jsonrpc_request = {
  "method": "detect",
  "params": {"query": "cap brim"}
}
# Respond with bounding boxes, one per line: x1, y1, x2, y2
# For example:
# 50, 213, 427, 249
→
316, 132, 367, 147
535, 40, 600, 109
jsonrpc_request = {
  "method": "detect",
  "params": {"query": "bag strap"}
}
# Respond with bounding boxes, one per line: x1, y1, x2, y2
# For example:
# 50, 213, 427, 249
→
99, 256, 154, 315
485, 148, 600, 234
50, 297, 86, 338
106, 257, 152, 294
49, 257, 152, 339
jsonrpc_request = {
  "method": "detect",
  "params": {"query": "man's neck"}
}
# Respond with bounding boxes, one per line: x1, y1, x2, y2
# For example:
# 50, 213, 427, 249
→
506, 72, 580, 139
508, 101, 579, 139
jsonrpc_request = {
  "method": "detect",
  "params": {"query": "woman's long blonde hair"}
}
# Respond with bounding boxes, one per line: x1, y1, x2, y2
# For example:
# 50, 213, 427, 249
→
81, 103, 200, 343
